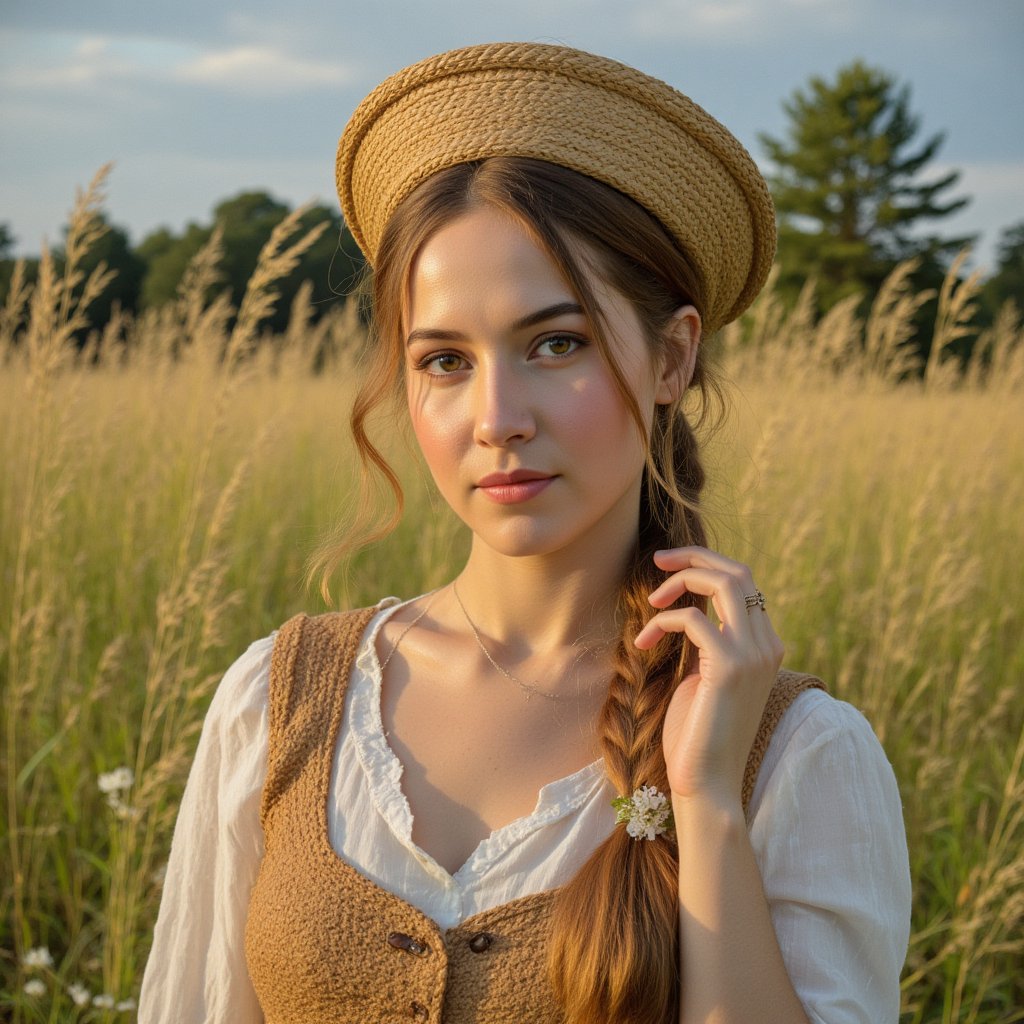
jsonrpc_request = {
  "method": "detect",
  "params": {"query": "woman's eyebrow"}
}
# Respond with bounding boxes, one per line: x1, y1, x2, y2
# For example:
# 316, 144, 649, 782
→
406, 301, 584, 345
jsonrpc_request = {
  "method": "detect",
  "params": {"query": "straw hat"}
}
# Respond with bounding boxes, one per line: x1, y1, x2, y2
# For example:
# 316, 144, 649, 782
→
336, 41, 775, 334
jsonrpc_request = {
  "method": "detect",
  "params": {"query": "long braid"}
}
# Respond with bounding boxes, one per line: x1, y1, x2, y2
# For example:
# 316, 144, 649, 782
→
549, 412, 708, 1024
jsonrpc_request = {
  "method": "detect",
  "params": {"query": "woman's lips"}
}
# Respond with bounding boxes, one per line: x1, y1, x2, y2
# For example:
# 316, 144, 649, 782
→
475, 472, 556, 505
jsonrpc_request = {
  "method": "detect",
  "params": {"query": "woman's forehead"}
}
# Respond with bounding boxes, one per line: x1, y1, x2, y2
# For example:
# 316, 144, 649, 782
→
404, 208, 587, 330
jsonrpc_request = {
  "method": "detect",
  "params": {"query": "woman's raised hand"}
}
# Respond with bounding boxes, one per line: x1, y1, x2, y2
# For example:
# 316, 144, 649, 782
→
633, 547, 785, 806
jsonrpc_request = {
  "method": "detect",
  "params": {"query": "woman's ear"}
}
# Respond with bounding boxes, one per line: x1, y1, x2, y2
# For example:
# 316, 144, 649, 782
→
655, 304, 701, 404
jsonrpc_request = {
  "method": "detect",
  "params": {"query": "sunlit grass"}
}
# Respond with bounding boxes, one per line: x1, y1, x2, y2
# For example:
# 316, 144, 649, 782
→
1, 168, 1022, 1022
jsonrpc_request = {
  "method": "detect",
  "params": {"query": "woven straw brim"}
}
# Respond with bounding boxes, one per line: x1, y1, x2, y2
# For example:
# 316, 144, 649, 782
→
336, 42, 776, 334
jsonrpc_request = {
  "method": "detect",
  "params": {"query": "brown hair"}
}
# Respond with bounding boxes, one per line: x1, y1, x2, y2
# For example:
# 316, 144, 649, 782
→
311, 157, 722, 1024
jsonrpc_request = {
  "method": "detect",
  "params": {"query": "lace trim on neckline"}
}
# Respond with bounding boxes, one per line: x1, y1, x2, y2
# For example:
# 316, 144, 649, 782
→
346, 596, 605, 882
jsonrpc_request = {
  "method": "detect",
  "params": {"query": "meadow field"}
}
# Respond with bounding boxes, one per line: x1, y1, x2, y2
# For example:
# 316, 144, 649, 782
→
2, 175, 1023, 1021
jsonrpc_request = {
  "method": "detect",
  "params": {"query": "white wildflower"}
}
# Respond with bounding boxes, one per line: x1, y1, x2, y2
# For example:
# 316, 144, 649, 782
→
612, 785, 675, 841
107, 794, 143, 821
23, 945, 54, 969
116, 997, 137, 1011
93, 993, 116, 1009
24, 978, 46, 997
68, 981, 91, 1006
98, 766, 134, 794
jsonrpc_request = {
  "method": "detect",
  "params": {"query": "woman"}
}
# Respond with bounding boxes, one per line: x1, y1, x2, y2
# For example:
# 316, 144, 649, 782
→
140, 42, 910, 1024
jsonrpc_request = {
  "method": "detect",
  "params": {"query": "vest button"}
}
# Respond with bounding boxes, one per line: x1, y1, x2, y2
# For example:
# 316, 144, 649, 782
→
468, 932, 493, 953
410, 1001, 429, 1019
388, 931, 430, 957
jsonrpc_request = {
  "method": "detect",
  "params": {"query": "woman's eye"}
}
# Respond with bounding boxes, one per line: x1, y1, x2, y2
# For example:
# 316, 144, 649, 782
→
537, 335, 582, 358
418, 352, 466, 374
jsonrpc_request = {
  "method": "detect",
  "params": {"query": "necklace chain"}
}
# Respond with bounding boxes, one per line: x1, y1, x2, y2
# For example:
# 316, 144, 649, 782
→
451, 580, 567, 703
379, 582, 571, 703
378, 589, 441, 673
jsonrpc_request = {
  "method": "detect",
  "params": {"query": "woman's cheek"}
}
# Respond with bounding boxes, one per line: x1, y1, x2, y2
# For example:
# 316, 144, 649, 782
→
565, 377, 639, 452
409, 400, 466, 492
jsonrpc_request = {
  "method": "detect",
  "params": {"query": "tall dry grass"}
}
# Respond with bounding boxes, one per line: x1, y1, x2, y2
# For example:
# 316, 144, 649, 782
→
1, 168, 1022, 1021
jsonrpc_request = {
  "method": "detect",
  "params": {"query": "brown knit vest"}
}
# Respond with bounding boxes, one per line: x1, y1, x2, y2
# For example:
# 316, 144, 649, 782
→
243, 605, 826, 1023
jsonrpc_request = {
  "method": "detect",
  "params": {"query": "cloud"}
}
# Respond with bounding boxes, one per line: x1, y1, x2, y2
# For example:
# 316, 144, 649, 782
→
0, 28, 355, 97
625, 0, 857, 42
174, 45, 353, 93
1, 33, 144, 89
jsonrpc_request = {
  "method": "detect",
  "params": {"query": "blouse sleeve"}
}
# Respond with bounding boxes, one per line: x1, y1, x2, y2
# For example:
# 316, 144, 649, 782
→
138, 635, 275, 1024
748, 691, 912, 1024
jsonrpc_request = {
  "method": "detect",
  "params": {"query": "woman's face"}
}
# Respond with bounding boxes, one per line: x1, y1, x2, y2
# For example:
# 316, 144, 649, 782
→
403, 205, 691, 563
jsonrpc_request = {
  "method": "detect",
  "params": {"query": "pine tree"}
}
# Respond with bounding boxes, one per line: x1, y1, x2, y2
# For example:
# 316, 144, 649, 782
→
760, 60, 973, 310
982, 221, 1024, 320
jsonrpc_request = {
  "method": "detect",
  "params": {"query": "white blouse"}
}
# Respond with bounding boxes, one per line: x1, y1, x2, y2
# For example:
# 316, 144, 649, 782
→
138, 597, 911, 1024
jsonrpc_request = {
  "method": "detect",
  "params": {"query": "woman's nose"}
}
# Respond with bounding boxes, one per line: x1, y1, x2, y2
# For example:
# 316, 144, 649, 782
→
472, 366, 535, 447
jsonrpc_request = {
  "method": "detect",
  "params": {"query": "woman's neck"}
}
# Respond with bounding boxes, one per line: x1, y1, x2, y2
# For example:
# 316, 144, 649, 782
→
454, 536, 632, 662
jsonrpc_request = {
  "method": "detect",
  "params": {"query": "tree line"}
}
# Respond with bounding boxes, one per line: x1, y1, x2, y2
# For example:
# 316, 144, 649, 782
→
2, 59, 1022, 356
0, 192, 365, 342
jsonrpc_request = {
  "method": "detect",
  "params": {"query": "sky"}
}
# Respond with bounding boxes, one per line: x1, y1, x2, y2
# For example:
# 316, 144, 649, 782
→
2, 0, 1022, 274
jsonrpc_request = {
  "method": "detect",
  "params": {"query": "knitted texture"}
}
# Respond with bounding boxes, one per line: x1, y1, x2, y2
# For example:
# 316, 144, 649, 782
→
244, 606, 826, 1023
335, 41, 776, 335
742, 668, 826, 811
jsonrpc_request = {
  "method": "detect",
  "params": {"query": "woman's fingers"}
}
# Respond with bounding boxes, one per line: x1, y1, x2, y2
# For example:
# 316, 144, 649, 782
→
641, 546, 783, 666
653, 546, 753, 579
649, 566, 752, 634
634, 604, 726, 654
638, 581, 780, 665
652, 547, 756, 599
647, 549, 786, 801
649, 548, 768, 620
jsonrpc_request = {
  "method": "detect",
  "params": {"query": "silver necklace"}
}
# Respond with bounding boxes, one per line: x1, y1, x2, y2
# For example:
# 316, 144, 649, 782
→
451, 579, 568, 703
378, 590, 442, 672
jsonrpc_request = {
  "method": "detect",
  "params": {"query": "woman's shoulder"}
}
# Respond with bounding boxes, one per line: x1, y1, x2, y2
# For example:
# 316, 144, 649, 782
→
255, 596, 402, 655
283, 598, 409, 664
207, 633, 277, 722
753, 682, 900, 813
226, 598, 404, 701
276, 597, 406, 639
773, 685, 882, 752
